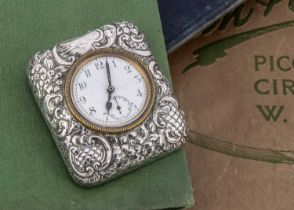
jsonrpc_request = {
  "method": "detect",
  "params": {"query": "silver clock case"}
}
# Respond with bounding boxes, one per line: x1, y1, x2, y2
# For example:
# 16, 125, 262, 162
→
27, 21, 187, 186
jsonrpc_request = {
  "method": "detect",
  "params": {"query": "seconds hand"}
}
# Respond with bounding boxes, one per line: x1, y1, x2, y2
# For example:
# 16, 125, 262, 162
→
114, 96, 122, 114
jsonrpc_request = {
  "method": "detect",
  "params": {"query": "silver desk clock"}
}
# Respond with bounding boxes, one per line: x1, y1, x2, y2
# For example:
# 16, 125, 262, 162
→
27, 21, 187, 187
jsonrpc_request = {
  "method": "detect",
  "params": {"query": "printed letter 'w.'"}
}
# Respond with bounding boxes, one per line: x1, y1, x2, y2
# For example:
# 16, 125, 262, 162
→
256, 105, 285, 122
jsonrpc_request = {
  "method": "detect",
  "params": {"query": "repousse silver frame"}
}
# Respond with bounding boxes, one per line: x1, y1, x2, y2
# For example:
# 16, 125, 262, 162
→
27, 21, 187, 187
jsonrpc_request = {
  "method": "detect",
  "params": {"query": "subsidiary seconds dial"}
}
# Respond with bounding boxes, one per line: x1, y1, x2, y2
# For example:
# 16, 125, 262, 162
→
65, 50, 155, 133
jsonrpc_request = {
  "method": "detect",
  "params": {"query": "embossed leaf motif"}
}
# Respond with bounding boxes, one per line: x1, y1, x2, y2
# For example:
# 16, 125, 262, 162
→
69, 135, 112, 179
44, 57, 54, 69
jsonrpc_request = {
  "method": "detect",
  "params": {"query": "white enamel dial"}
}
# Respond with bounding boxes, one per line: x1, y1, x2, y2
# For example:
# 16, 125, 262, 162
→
70, 54, 151, 128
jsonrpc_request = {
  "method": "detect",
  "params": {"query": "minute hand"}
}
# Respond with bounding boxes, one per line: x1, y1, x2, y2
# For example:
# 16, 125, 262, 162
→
105, 59, 114, 114
106, 59, 112, 87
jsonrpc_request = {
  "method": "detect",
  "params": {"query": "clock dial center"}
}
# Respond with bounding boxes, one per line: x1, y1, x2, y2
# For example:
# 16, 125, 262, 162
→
68, 52, 153, 131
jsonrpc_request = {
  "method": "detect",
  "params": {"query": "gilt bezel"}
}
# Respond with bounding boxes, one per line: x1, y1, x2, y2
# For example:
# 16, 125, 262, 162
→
64, 48, 156, 134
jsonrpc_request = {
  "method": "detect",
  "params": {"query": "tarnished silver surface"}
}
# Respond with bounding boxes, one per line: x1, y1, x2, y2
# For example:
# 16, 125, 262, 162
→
27, 21, 187, 186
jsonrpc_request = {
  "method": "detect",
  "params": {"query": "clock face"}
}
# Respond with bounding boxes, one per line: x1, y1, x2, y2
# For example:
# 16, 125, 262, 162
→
65, 50, 155, 133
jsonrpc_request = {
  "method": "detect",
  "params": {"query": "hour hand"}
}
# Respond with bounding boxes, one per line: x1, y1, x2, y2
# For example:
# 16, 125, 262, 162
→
106, 97, 112, 113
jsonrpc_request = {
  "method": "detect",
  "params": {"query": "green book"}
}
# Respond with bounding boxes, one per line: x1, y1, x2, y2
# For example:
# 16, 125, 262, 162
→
0, 0, 194, 209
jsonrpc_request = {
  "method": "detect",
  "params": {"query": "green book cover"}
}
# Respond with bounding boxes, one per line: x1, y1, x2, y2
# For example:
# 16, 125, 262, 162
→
0, 0, 194, 209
